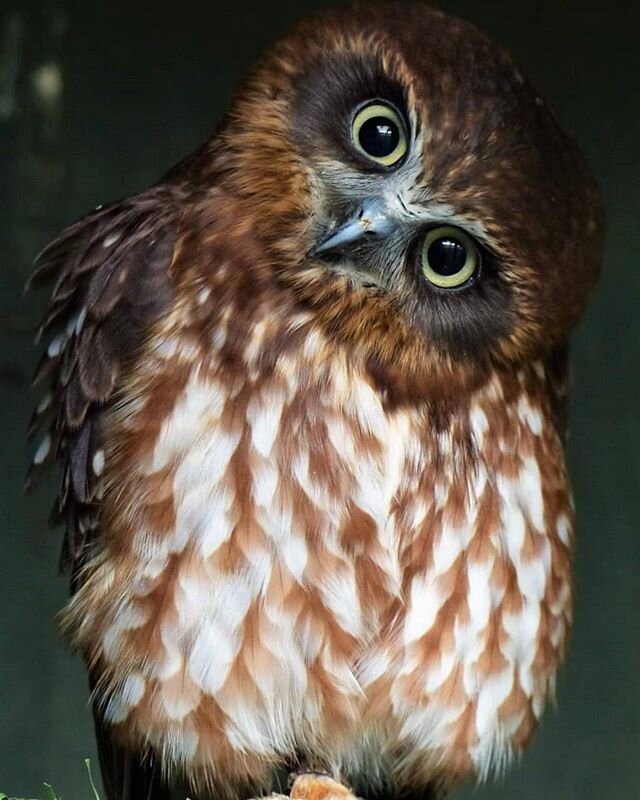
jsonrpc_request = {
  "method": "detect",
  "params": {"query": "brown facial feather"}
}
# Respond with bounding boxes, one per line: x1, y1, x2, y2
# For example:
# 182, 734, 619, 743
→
28, 4, 602, 800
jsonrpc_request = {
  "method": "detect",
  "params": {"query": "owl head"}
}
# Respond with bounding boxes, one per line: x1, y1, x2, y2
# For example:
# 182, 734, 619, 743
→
203, 3, 603, 392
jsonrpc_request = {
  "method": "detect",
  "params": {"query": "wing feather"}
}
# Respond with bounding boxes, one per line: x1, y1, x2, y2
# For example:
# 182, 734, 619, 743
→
27, 186, 179, 571
27, 184, 185, 800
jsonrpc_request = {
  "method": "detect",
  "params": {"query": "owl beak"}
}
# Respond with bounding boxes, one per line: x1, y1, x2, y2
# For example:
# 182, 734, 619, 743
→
311, 198, 395, 256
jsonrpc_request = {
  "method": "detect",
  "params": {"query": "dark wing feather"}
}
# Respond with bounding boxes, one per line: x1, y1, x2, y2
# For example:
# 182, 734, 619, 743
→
93, 700, 172, 800
544, 342, 571, 444
27, 186, 179, 572
27, 184, 184, 800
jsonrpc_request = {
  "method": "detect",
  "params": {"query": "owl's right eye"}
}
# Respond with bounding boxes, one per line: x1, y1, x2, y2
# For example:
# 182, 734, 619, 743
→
421, 226, 480, 289
351, 101, 408, 168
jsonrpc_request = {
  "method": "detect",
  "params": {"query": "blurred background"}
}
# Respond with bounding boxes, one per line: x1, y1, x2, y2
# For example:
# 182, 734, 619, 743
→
0, 0, 638, 797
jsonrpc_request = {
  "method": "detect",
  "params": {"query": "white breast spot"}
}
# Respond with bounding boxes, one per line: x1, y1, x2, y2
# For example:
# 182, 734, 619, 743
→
280, 535, 308, 582
319, 568, 362, 637
151, 642, 183, 681
517, 457, 545, 532
177, 485, 235, 558
104, 672, 146, 724
432, 525, 465, 575
516, 558, 547, 601
556, 513, 572, 546
475, 668, 514, 738
549, 580, 571, 617
347, 378, 387, 439
434, 481, 449, 509
423, 648, 457, 693
498, 480, 526, 556
517, 395, 543, 436
466, 560, 494, 627
404, 577, 448, 645
247, 391, 286, 457
100, 603, 149, 655
165, 727, 200, 763
187, 622, 237, 695
469, 404, 489, 445
161, 687, 200, 722
358, 648, 392, 688
120, 672, 146, 706
251, 459, 279, 508
501, 601, 541, 668
103, 693, 130, 724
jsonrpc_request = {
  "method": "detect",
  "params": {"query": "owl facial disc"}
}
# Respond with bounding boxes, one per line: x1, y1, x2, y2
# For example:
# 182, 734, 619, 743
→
311, 197, 395, 255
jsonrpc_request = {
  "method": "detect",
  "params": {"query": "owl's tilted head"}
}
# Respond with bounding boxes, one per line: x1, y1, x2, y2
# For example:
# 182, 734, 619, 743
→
206, 3, 602, 392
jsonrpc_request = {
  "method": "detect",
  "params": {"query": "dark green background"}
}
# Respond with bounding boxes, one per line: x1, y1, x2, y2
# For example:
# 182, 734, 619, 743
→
1, 1, 638, 797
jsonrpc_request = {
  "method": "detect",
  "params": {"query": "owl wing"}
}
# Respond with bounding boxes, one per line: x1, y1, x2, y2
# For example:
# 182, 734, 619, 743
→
27, 184, 187, 800
27, 186, 183, 573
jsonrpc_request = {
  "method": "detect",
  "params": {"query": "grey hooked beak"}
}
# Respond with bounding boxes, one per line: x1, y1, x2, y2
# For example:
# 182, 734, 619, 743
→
311, 197, 396, 256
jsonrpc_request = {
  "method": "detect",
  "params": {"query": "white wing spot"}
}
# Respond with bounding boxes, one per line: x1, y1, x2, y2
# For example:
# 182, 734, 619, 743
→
197, 286, 211, 305
33, 434, 51, 464
75, 307, 87, 335
47, 333, 66, 358
92, 449, 105, 476
36, 393, 52, 414
103, 231, 121, 248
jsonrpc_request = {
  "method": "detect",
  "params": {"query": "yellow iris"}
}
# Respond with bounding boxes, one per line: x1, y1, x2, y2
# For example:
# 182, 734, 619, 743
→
351, 102, 408, 167
421, 226, 479, 288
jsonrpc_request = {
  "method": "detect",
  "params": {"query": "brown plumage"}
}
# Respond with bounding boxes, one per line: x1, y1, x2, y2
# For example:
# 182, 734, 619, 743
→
28, 5, 603, 800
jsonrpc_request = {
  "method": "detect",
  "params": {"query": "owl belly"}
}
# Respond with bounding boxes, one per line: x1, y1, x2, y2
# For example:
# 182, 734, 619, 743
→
64, 362, 573, 791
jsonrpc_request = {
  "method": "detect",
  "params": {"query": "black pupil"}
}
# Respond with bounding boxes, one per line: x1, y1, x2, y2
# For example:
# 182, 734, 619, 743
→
358, 116, 400, 158
427, 237, 468, 276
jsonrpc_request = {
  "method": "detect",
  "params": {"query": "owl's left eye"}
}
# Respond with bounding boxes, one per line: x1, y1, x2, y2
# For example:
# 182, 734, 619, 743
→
351, 102, 408, 167
421, 226, 480, 289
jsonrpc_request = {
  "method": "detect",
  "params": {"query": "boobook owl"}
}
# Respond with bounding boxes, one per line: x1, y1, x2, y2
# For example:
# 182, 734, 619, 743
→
28, 4, 603, 800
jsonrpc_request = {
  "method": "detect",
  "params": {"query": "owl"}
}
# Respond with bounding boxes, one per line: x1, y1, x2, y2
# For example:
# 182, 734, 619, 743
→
27, 4, 603, 800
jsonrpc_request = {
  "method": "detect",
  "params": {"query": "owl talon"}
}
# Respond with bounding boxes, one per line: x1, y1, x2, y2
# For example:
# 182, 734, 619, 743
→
287, 769, 332, 788
248, 776, 357, 800
289, 773, 359, 800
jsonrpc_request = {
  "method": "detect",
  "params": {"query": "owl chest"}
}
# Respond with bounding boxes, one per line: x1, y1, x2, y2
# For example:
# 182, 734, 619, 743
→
77, 364, 572, 781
